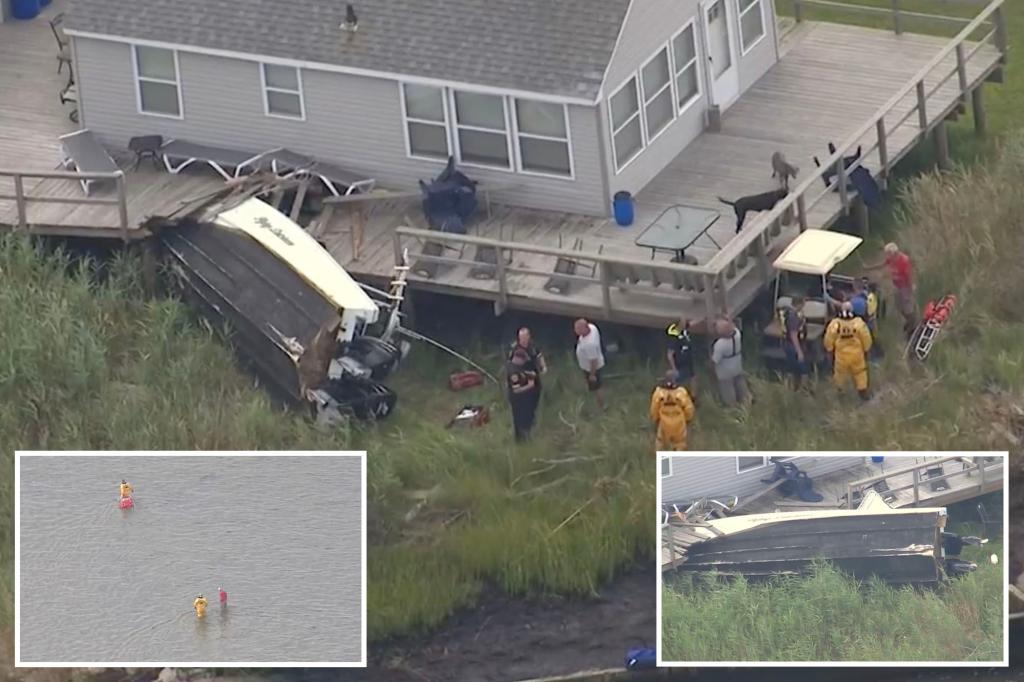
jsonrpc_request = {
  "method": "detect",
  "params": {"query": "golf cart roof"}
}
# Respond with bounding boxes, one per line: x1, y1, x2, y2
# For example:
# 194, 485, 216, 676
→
773, 230, 863, 275
215, 198, 379, 325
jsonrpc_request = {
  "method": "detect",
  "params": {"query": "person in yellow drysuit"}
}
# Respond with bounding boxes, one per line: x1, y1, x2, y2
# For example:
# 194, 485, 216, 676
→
824, 301, 873, 402
119, 479, 133, 499
649, 370, 696, 451
194, 594, 208, 618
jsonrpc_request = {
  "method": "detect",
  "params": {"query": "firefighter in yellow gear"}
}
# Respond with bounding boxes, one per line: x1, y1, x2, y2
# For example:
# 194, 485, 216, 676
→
824, 302, 873, 401
194, 594, 208, 618
649, 370, 696, 451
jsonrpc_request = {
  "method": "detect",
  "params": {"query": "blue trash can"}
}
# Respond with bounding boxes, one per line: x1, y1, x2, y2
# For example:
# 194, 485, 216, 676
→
613, 191, 634, 227
12, 0, 41, 19
871, 456, 885, 463
40, 0, 52, 7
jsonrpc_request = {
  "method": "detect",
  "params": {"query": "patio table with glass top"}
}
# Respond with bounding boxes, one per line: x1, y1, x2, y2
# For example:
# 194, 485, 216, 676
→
634, 204, 722, 263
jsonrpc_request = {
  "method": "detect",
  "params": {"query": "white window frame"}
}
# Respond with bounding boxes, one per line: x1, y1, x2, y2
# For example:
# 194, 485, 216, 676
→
669, 20, 702, 114
398, 82, 452, 162
260, 63, 305, 121
608, 76, 646, 173
738, 0, 767, 56
449, 89, 515, 172
736, 455, 770, 473
661, 456, 673, 478
510, 98, 575, 180
639, 47, 676, 145
131, 44, 184, 120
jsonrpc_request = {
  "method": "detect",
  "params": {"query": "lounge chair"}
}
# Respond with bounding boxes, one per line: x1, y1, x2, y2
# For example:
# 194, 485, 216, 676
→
304, 159, 376, 197
160, 140, 270, 180
253, 148, 316, 178
58, 129, 119, 195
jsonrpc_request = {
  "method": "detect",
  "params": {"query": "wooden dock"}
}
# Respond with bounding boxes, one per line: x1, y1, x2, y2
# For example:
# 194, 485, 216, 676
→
0, 0, 1008, 329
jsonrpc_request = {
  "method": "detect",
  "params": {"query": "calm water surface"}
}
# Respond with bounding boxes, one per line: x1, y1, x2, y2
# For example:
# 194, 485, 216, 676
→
18, 454, 363, 663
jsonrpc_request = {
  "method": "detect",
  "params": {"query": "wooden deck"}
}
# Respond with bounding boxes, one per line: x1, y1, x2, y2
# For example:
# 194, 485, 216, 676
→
0, 0, 1007, 328
320, 10, 1005, 327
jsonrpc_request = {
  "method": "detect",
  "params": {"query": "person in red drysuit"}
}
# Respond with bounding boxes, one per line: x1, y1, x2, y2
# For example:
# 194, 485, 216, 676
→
866, 242, 918, 338
218, 587, 228, 605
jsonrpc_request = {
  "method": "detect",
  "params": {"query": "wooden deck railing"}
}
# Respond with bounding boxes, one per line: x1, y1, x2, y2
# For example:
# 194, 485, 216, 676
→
704, 0, 1007, 314
0, 168, 130, 237
844, 456, 1004, 508
393, 226, 723, 320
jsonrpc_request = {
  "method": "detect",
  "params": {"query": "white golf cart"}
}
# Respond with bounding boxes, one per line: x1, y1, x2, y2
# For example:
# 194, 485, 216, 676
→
759, 230, 864, 372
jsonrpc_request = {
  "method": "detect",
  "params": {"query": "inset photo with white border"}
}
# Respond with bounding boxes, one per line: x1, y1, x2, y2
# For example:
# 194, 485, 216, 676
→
16, 450, 366, 668
658, 452, 1008, 666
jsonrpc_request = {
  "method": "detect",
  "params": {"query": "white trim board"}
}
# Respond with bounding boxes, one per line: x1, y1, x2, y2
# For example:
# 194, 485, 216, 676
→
64, 29, 599, 106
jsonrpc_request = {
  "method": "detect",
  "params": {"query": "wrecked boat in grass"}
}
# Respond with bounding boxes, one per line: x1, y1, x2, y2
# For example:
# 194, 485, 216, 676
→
157, 181, 409, 421
662, 491, 988, 586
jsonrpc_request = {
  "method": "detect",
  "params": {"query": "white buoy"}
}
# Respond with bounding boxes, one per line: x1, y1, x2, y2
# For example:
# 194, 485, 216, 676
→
990, 554, 999, 565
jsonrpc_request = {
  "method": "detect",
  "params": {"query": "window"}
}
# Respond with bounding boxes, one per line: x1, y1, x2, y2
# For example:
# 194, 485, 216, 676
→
261, 64, 304, 119
737, 456, 768, 473
134, 46, 181, 117
640, 47, 675, 142
661, 456, 673, 478
672, 24, 700, 111
402, 83, 450, 160
609, 77, 644, 170
739, 0, 766, 53
452, 90, 511, 169
514, 98, 572, 177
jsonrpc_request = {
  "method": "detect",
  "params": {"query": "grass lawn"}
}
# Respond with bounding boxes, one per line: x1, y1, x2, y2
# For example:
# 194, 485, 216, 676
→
1, 0, 1022, 656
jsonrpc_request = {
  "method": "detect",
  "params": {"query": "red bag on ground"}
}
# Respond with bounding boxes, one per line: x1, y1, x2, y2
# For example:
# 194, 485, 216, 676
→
449, 371, 484, 391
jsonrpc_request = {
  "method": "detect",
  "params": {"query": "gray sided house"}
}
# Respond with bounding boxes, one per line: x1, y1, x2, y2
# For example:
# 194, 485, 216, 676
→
661, 455, 867, 504
63, 0, 778, 217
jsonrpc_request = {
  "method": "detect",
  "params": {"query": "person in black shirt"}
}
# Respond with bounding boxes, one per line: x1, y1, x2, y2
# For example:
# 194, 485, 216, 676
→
509, 327, 546, 407
666, 318, 697, 401
506, 349, 539, 442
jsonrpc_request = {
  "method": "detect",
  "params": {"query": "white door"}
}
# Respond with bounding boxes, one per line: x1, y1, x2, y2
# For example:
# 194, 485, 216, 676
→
702, 0, 739, 109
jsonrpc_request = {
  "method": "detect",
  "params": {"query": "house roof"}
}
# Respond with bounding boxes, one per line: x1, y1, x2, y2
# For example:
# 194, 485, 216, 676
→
64, 0, 632, 102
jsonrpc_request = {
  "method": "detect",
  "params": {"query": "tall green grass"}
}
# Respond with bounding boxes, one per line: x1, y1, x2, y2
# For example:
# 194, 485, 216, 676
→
1, 0, 1023, 652
662, 556, 1004, 662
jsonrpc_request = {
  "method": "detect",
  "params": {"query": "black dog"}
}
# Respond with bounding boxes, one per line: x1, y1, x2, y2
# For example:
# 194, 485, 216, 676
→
718, 187, 790, 232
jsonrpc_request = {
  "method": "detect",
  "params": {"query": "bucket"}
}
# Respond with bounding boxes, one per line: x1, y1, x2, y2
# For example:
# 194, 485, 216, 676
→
871, 456, 885, 463
11, 0, 40, 19
612, 191, 634, 227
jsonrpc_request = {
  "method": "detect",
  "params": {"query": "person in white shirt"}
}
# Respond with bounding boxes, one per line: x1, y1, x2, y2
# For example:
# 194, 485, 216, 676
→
574, 318, 605, 410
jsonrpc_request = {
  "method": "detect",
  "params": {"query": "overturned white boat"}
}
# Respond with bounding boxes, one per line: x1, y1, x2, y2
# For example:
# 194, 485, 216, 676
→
663, 491, 986, 586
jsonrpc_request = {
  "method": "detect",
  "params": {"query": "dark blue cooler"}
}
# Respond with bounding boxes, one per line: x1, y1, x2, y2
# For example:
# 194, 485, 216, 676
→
871, 456, 885, 463
12, 0, 41, 19
613, 190, 634, 227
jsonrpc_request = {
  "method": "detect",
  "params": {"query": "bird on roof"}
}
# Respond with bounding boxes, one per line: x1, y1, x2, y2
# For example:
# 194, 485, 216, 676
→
343, 4, 358, 32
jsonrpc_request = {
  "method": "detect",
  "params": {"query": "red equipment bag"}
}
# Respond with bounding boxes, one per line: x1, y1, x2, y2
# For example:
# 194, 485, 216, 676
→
449, 370, 484, 391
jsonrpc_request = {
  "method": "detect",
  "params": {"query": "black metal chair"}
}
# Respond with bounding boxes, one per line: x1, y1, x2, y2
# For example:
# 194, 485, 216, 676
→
128, 135, 165, 171
50, 13, 72, 74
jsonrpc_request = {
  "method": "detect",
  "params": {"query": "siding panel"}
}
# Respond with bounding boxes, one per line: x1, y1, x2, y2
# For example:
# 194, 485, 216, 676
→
73, 37, 607, 215
599, 0, 708, 204
662, 456, 867, 503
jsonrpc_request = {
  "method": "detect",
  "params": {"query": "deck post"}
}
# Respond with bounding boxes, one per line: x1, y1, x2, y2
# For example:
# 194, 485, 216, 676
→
915, 80, 928, 134
140, 237, 159, 298
794, 0, 803, 23
599, 262, 613, 318
13, 174, 27, 230
836, 159, 849, 214
979, 458, 986, 491
116, 171, 129, 241
754, 233, 770, 285
955, 43, 969, 108
796, 193, 808, 232
972, 84, 988, 136
702, 273, 715, 329
912, 469, 920, 506
933, 120, 952, 171
994, 5, 1008, 62
876, 118, 889, 188
494, 246, 509, 315
852, 197, 869, 236
890, 0, 902, 35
